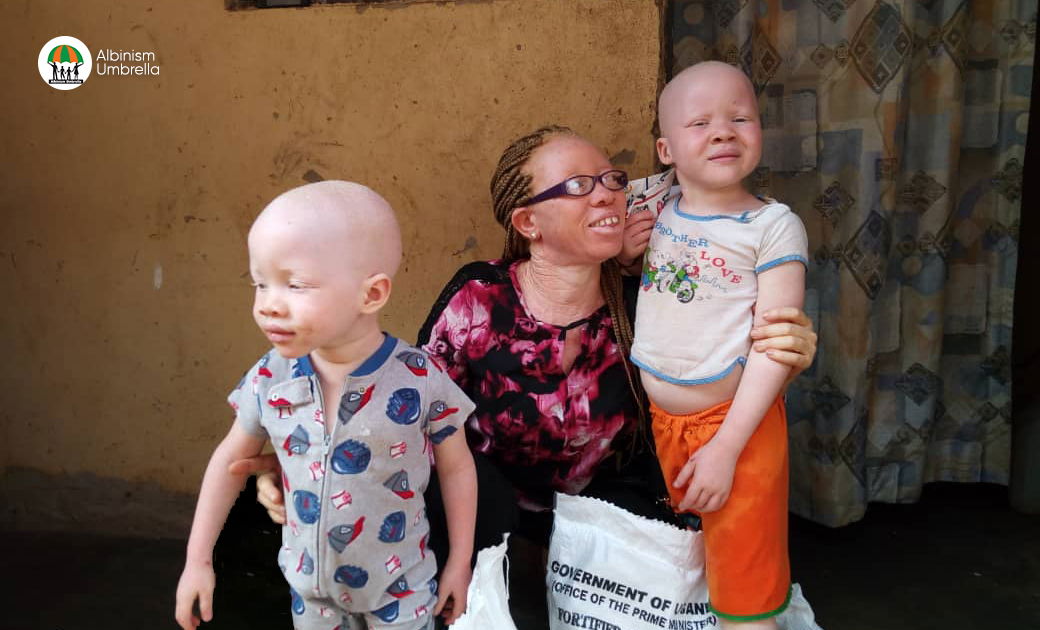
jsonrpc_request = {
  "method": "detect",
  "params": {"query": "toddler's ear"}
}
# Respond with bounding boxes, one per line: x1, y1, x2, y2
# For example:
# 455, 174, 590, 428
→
360, 273, 392, 314
656, 137, 675, 166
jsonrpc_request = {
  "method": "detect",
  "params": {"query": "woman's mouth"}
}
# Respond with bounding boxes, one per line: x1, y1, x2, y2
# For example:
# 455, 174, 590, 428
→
589, 215, 620, 228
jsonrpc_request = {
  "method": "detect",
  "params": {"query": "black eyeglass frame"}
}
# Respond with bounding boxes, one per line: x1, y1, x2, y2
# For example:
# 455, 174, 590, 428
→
520, 169, 629, 205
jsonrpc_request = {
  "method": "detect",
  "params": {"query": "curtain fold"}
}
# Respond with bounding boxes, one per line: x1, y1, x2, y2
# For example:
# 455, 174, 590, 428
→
670, 0, 1034, 526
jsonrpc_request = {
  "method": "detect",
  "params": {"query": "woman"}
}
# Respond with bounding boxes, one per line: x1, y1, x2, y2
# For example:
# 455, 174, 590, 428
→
237, 125, 816, 558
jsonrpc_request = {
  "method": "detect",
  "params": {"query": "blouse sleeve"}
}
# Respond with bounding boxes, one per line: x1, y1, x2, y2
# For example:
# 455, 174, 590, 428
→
416, 262, 496, 393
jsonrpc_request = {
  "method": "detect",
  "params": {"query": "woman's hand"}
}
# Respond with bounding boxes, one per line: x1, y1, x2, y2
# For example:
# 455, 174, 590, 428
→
749, 306, 817, 379
227, 454, 286, 525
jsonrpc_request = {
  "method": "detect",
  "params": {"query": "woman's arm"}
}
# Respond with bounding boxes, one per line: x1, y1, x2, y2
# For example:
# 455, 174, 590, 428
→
227, 453, 285, 524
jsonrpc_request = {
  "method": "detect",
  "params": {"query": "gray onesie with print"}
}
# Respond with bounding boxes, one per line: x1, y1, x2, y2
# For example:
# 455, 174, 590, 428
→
229, 334, 473, 630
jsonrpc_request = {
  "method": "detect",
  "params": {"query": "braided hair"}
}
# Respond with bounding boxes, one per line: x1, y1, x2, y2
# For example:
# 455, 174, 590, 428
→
488, 126, 648, 454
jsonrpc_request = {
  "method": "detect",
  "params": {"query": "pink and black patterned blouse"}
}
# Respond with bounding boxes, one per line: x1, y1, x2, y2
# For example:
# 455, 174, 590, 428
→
417, 260, 640, 511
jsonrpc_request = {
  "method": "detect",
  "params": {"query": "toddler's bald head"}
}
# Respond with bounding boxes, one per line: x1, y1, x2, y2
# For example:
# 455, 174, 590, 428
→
657, 61, 757, 138
250, 180, 402, 279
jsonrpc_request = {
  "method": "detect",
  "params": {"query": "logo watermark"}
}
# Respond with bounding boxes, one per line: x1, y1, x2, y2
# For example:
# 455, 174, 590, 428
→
38, 36, 92, 90
95, 48, 160, 76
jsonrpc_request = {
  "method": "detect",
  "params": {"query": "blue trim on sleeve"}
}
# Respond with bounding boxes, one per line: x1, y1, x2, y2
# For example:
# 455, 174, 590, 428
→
350, 333, 397, 377
630, 354, 747, 385
755, 255, 808, 273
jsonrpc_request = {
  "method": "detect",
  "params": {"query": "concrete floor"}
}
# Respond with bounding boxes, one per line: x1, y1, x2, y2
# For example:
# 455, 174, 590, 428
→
2, 482, 1037, 630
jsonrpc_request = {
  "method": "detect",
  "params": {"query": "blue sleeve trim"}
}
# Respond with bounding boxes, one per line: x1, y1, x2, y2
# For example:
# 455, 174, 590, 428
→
630, 354, 747, 385
755, 255, 808, 273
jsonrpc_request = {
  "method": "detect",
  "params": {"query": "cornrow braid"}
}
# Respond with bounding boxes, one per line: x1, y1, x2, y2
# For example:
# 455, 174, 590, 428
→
490, 124, 575, 259
488, 126, 649, 456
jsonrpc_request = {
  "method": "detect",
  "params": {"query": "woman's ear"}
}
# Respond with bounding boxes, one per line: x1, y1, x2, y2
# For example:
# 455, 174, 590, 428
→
656, 137, 675, 166
510, 206, 537, 239
360, 273, 392, 314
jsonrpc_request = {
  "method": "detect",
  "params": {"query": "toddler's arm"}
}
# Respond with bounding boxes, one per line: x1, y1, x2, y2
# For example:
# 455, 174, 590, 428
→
674, 261, 805, 513
175, 423, 266, 630
430, 430, 477, 625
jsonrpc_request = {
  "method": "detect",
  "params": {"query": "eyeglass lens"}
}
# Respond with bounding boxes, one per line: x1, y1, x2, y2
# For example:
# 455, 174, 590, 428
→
563, 171, 627, 196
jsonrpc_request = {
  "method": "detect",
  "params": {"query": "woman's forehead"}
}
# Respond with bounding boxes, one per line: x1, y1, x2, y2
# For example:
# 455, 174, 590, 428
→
529, 135, 611, 177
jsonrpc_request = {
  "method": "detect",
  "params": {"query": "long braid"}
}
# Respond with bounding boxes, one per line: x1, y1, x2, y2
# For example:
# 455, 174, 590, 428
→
489, 126, 649, 457
600, 258, 649, 454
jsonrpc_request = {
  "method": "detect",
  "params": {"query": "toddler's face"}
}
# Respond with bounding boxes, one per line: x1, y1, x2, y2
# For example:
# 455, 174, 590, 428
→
658, 66, 762, 194
247, 215, 368, 360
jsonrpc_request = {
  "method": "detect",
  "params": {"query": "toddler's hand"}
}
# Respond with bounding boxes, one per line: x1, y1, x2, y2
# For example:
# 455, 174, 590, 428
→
433, 560, 472, 626
618, 209, 655, 268
673, 439, 738, 513
174, 563, 216, 630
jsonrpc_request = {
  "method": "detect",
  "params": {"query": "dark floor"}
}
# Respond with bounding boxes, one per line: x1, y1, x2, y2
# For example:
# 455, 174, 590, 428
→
2, 482, 1037, 630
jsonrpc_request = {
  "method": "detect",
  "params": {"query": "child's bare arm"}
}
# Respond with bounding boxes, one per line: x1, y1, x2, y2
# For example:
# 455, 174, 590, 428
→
175, 424, 267, 630
430, 430, 477, 625
674, 261, 805, 513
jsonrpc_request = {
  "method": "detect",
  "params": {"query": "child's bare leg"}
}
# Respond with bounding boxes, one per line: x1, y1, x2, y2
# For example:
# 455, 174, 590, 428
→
719, 618, 778, 630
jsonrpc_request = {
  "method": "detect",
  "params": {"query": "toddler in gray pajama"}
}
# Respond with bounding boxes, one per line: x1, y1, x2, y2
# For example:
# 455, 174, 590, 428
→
175, 181, 478, 630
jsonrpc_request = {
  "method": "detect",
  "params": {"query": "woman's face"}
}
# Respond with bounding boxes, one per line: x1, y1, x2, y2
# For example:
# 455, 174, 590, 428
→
522, 135, 627, 266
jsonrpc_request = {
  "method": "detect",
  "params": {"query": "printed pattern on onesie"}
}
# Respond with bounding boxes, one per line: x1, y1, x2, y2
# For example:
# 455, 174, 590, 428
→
228, 334, 474, 624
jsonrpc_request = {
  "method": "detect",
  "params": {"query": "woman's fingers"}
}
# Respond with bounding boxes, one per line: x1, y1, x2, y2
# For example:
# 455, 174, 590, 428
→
227, 452, 279, 476
256, 471, 283, 504
760, 306, 811, 327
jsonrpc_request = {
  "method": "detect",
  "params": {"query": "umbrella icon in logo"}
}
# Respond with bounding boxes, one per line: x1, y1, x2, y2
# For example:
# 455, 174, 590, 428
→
46, 45, 85, 83
49, 45, 83, 63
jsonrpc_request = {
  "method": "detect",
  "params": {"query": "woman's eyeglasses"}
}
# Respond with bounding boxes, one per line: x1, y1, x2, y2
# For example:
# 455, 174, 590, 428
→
521, 170, 629, 205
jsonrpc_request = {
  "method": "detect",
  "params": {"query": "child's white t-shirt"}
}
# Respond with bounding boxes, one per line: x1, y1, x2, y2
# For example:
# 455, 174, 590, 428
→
628, 175, 808, 385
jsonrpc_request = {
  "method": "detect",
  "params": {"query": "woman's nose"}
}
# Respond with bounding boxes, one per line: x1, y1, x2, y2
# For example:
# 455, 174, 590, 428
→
588, 178, 617, 205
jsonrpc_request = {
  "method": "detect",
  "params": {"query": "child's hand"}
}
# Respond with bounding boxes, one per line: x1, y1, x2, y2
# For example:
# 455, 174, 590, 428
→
618, 209, 655, 268
174, 563, 216, 630
433, 559, 472, 626
673, 439, 739, 513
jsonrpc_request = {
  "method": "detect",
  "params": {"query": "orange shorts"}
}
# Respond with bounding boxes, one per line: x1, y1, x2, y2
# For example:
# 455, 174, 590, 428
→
651, 397, 791, 621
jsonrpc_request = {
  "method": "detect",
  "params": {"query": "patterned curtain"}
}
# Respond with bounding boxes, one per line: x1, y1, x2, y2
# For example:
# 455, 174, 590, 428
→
670, 0, 1035, 526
